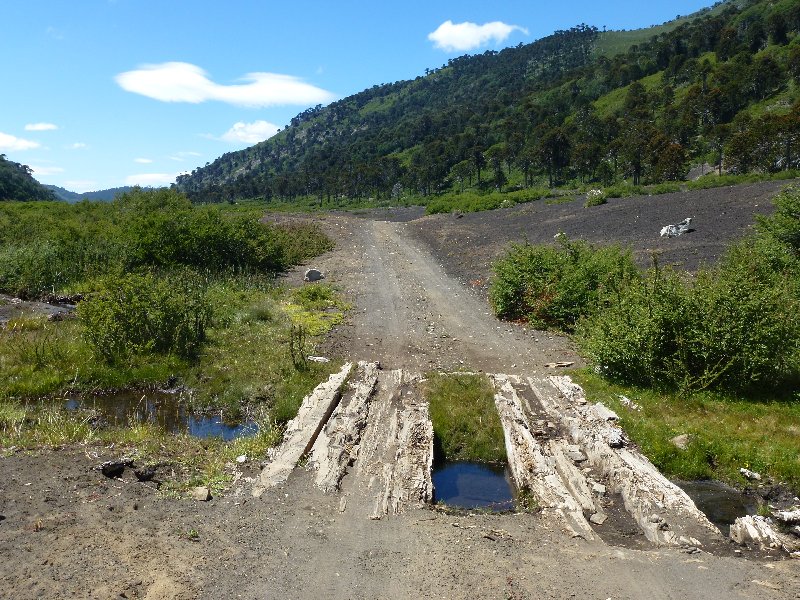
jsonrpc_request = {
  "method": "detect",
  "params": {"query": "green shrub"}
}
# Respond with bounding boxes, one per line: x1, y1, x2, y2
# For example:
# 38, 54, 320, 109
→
490, 236, 638, 331
579, 251, 800, 393
77, 270, 211, 362
584, 189, 607, 207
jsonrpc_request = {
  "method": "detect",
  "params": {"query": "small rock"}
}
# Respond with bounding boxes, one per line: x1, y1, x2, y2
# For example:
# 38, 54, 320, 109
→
670, 434, 692, 451
589, 513, 607, 525
648, 514, 663, 524
191, 486, 211, 502
133, 467, 156, 482
236, 455, 247, 464
98, 459, 132, 478
740, 468, 762, 481
592, 483, 606, 495
567, 450, 587, 463
307, 356, 330, 363
0, 514, 5, 523
592, 403, 619, 422
303, 268, 324, 282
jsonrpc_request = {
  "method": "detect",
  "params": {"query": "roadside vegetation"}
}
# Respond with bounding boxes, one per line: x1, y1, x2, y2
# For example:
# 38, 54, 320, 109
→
424, 372, 506, 464
490, 185, 800, 490
0, 188, 342, 493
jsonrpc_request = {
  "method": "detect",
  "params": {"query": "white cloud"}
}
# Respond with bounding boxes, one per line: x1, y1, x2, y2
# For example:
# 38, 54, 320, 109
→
428, 20, 528, 52
124, 173, 177, 186
115, 62, 335, 107
134, 158, 153, 164
25, 122, 58, 131
220, 120, 279, 145
69, 142, 87, 149
0, 132, 40, 151
30, 165, 65, 176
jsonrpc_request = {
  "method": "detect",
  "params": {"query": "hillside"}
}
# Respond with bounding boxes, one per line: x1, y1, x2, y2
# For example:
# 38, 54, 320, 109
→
0, 154, 57, 202
175, 0, 800, 205
46, 185, 138, 203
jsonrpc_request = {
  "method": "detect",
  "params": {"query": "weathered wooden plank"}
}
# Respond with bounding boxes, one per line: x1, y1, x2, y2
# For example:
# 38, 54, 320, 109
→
251, 363, 353, 497
491, 374, 596, 540
531, 375, 721, 547
311, 361, 380, 493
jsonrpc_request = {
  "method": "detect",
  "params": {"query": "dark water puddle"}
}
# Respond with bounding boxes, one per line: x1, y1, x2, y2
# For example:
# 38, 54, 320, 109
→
676, 480, 759, 534
64, 391, 256, 441
432, 461, 515, 511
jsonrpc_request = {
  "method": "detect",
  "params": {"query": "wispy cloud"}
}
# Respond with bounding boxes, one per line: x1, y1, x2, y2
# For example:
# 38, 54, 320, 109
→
220, 120, 279, 145
30, 165, 65, 176
134, 157, 153, 164
69, 142, 87, 149
428, 20, 528, 52
65, 180, 97, 193
25, 122, 58, 131
115, 62, 335, 107
124, 172, 177, 186
167, 151, 203, 162
0, 132, 40, 151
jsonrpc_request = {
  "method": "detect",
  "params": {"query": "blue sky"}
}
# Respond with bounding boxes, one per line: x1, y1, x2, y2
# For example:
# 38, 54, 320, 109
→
1, 1, 715, 192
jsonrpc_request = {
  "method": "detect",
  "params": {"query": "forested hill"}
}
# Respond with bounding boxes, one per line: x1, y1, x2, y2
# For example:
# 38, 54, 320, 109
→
0, 155, 57, 202
46, 185, 137, 203
176, 0, 800, 204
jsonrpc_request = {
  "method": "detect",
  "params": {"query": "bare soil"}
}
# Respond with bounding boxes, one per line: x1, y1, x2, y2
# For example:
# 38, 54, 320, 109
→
2, 182, 799, 599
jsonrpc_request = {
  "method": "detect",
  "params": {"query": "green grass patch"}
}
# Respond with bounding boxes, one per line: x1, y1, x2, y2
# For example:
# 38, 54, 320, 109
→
425, 187, 552, 215
573, 370, 800, 494
425, 372, 506, 464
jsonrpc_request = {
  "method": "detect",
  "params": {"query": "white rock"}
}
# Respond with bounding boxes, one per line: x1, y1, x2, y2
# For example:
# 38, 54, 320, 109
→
236, 455, 247, 464
739, 468, 762, 481
191, 486, 211, 501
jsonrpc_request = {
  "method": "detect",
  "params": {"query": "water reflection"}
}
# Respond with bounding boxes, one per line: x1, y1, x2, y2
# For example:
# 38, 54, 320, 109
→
64, 390, 256, 441
433, 461, 515, 510
676, 480, 758, 534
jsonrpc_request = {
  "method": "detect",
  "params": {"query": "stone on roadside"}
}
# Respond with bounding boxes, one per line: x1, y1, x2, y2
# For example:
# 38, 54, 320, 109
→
670, 434, 691, 451
304, 268, 324, 282
589, 512, 607, 525
133, 467, 156, 482
98, 459, 133, 478
739, 468, 762, 481
191, 486, 211, 501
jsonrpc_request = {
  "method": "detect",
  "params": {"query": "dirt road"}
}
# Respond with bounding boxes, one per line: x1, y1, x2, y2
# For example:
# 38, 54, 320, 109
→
1, 207, 798, 599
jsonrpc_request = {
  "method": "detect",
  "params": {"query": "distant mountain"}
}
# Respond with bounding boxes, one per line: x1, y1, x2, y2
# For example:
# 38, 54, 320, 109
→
0, 154, 57, 201
175, 0, 800, 205
45, 185, 137, 203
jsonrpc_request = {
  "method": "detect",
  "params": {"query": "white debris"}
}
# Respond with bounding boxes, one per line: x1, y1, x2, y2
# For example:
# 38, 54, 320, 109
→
739, 467, 762, 481
618, 395, 641, 411
307, 356, 331, 363
660, 217, 693, 237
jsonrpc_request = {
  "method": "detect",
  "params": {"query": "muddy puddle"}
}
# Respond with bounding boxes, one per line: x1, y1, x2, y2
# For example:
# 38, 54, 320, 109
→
432, 461, 515, 511
676, 480, 759, 535
64, 390, 257, 441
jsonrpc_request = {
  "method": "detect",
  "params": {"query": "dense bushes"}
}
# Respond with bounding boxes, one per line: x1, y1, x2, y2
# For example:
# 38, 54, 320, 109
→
77, 271, 211, 361
489, 236, 638, 331
0, 188, 333, 298
578, 253, 799, 392
491, 186, 800, 394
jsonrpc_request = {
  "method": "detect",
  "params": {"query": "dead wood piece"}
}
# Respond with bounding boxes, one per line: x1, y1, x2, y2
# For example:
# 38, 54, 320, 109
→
491, 374, 595, 541
251, 363, 353, 497
312, 361, 380, 493
730, 515, 800, 554
530, 375, 721, 547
